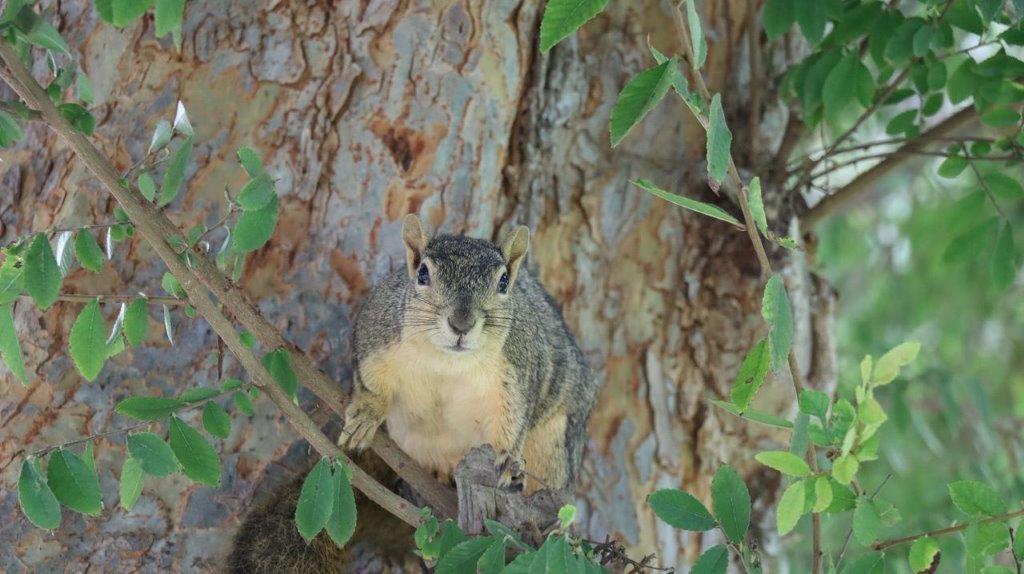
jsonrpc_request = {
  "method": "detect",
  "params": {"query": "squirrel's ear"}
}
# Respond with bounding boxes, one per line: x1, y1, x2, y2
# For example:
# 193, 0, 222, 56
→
500, 225, 530, 279
402, 214, 428, 277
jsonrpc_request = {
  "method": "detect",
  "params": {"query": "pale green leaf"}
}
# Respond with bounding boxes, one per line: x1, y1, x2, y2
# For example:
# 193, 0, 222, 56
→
776, 479, 806, 535
686, 0, 707, 68
154, 0, 185, 48
0, 257, 24, 304
237, 173, 276, 211
871, 341, 920, 386
853, 497, 882, 545
237, 146, 263, 177
119, 457, 144, 511
832, 454, 859, 485
755, 451, 811, 477
949, 480, 1006, 517
908, 536, 940, 573
812, 476, 833, 513
123, 298, 149, 347
747, 177, 767, 236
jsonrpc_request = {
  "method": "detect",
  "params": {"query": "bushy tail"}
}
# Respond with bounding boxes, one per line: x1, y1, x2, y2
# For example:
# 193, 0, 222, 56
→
226, 451, 418, 573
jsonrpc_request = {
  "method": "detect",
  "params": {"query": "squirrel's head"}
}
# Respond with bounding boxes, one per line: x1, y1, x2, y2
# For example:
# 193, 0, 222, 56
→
400, 214, 530, 354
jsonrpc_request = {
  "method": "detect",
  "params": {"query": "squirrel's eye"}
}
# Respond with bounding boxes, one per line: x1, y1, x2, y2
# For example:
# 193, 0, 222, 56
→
497, 271, 509, 294
417, 263, 430, 286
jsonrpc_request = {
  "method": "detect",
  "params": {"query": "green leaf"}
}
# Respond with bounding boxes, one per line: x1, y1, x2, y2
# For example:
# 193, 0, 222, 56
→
47, 449, 102, 515
73, 230, 104, 273
609, 60, 679, 147
237, 146, 263, 177
812, 476, 833, 513
985, 172, 1024, 199
853, 497, 882, 545
0, 110, 25, 147
945, 217, 999, 264
232, 194, 279, 252
980, 106, 1020, 128
58, 103, 95, 136
686, 0, 707, 69
99, 0, 154, 26
137, 172, 157, 202
798, 389, 829, 422
730, 338, 771, 411
632, 179, 740, 226
711, 465, 750, 543
871, 341, 920, 386
148, 120, 172, 154
538, 0, 609, 52
0, 303, 27, 384
477, 537, 506, 573
776, 479, 806, 535
116, 396, 185, 420
832, 453, 859, 485
949, 480, 1006, 516
126, 432, 179, 476
885, 109, 918, 135
763, 0, 795, 40
840, 552, 885, 574
706, 94, 732, 187
24, 19, 70, 56
948, 59, 976, 104
557, 504, 576, 528
178, 387, 221, 402
326, 460, 357, 547
237, 173, 276, 211
158, 137, 192, 207
68, 298, 107, 381
823, 53, 861, 122
761, 274, 793, 372
909, 536, 940, 573
122, 298, 149, 347
1014, 526, 1024, 560
646, 489, 716, 530
19, 459, 61, 529
153, 0, 185, 47
998, 225, 1023, 287
746, 177, 767, 236
0, 255, 23, 305
261, 348, 297, 400
436, 537, 497, 574
24, 234, 62, 310
202, 401, 231, 439
690, 544, 728, 574
710, 398, 794, 429
233, 390, 254, 416
938, 155, 968, 178
796, 0, 827, 44
295, 457, 335, 542
826, 479, 857, 513
168, 416, 221, 486
755, 451, 811, 477
119, 457, 144, 511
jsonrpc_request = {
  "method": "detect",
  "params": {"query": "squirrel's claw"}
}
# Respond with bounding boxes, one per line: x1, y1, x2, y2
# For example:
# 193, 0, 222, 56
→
339, 404, 382, 452
495, 452, 525, 492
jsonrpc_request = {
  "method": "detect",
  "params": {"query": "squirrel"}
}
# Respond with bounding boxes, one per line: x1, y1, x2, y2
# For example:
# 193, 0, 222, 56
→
228, 215, 597, 571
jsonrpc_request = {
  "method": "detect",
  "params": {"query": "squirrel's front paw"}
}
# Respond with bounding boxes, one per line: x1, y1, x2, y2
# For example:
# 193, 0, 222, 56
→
495, 451, 525, 493
340, 402, 383, 452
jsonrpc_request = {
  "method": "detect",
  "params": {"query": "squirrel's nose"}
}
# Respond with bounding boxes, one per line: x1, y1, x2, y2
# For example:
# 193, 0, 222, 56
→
447, 311, 476, 335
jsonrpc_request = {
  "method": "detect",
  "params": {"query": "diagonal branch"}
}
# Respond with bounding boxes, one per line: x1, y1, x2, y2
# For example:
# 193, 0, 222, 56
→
0, 41, 456, 525
802, 107, 976, 227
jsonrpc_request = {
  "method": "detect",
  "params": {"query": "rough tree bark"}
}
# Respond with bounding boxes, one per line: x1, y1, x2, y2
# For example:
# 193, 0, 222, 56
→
0, 0, 833, 571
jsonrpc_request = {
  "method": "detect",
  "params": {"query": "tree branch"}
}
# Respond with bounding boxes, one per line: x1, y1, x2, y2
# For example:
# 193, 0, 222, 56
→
801, 107, 976, 227
19, 293, 187, 306
872, 507, 1024, 551
0, 42, 455, 525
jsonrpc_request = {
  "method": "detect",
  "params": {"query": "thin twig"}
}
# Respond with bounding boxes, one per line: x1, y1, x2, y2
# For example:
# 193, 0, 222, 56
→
872, 507, 1024, 551
807, 150, 1017, 183
967, 152, 1007, 220
18, 292, 187, 306
672, 5, 822, 573
835, 473, 893, 569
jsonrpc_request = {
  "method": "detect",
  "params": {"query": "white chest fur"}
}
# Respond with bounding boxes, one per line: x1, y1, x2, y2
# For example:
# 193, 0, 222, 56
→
362, 335, 511, 476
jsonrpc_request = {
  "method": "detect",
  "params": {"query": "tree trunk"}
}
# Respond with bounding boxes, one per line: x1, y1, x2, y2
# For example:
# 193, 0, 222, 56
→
0, 0, 833, 571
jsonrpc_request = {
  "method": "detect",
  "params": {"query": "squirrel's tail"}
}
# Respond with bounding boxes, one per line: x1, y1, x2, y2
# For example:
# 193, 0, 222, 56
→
226, 451, 419, 574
